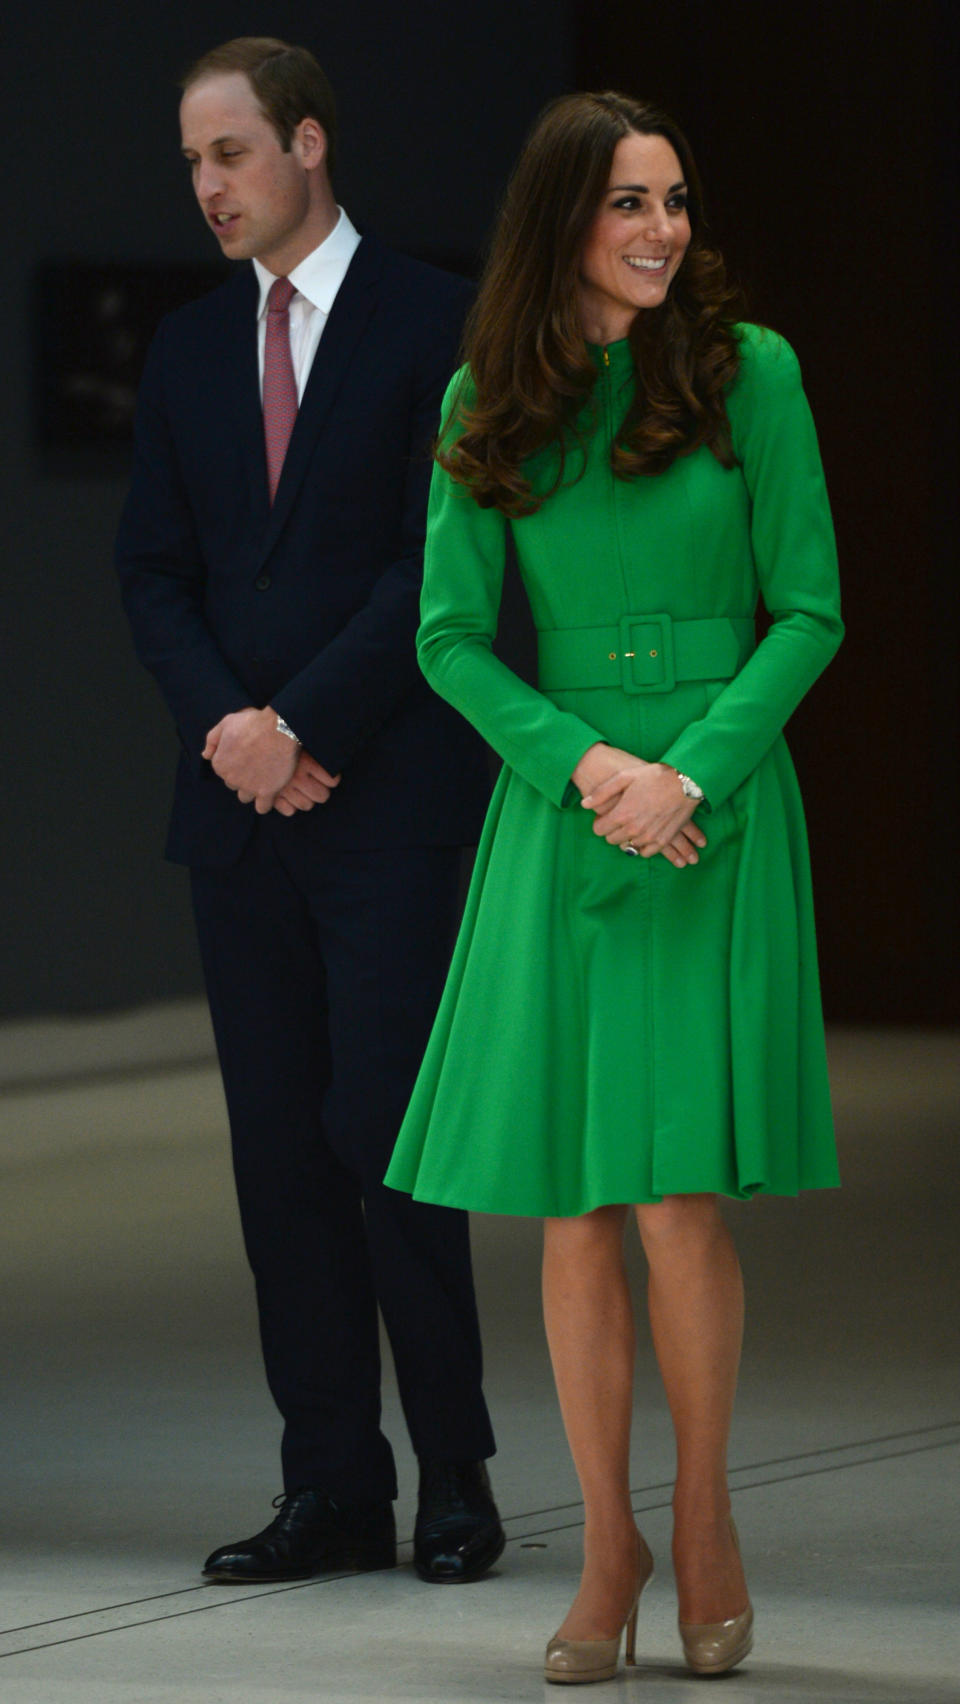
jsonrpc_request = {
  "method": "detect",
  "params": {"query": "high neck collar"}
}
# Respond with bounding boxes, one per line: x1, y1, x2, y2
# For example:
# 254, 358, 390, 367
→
587, 336, 634, 373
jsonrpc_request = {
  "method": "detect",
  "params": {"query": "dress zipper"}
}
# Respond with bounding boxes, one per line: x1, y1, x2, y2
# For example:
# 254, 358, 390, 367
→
599, 347, 630, 611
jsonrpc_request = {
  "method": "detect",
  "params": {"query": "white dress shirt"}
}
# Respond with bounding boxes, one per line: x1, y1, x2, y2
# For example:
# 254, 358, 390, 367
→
252, 208, 361, 401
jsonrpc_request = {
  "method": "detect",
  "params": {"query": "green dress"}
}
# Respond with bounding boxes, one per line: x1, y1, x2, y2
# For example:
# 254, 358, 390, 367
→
385, 325, 843, 1217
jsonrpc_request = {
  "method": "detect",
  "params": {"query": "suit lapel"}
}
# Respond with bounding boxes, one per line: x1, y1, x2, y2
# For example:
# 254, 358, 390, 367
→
209, 266, 271, 525
255, 235, 385, 565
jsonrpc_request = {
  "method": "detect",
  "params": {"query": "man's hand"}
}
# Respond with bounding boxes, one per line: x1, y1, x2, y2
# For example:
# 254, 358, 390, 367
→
203, 707, 299, 814
273, 752, 342, 817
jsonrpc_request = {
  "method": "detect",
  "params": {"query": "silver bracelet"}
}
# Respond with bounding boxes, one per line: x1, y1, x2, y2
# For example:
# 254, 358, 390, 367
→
275, 714, 300, 744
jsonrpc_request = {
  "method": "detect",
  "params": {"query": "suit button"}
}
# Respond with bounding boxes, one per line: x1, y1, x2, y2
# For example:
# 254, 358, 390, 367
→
254, 574, 272, 591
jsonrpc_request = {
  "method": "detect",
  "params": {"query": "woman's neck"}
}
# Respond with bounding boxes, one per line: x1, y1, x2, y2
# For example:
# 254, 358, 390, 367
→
577, 301, 638, 347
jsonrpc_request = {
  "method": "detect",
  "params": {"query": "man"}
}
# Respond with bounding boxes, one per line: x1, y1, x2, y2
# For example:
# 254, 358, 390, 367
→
116, 36, 503, 1586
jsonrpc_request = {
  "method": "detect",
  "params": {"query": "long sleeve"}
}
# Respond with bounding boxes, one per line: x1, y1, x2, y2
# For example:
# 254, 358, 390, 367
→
659, 329, 843, 807
416, 375, 604, 808
115, 319, 251, 764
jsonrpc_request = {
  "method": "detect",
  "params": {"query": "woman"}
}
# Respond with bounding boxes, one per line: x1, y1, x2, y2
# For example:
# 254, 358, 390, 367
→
386, 91, 842, 1682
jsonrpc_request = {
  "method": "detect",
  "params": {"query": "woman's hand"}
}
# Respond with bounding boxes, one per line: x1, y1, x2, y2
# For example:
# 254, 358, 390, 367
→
572, 743, 704, 866
658, 822, 707, 868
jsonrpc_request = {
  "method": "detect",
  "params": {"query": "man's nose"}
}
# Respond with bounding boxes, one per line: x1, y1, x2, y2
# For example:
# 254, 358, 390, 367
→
195, 160, 224, 203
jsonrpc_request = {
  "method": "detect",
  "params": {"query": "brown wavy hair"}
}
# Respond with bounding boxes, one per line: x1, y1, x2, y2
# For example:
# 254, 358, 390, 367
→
441, 91, 745, 516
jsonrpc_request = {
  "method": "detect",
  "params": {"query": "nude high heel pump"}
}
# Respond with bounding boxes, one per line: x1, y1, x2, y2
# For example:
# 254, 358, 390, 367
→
544, 1534, 654, 1685
678, 1517, 754, 1676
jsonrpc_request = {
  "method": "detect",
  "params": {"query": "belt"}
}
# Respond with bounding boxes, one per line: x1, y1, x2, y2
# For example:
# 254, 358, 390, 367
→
537, 614, 755, 696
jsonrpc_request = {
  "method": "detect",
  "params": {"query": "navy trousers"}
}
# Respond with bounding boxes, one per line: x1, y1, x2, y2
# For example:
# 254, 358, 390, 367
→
190, 818, 495, 1503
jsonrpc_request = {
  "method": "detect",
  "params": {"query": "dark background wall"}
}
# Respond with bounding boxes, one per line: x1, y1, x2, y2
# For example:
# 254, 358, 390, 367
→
3, 1, 956, 1023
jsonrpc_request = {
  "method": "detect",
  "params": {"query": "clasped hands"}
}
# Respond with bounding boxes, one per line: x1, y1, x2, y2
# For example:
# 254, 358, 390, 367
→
573, 743, 706, 869
202, 707, 340, 817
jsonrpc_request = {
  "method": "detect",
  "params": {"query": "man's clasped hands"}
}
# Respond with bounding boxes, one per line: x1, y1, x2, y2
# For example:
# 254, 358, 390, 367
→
203, 707, 340, 818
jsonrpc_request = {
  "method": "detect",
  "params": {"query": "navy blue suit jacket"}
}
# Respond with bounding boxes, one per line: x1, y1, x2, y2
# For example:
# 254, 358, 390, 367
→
116, 233, 490, 866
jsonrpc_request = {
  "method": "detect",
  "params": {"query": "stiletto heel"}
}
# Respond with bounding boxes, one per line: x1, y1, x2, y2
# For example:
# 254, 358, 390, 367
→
544, 1534, 653, 1685
623, 1598, 639, 1667
677, 1517, 753, 1676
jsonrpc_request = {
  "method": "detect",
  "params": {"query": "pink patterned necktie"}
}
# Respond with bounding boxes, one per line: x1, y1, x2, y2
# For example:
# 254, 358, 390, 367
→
263, 276, 298, 503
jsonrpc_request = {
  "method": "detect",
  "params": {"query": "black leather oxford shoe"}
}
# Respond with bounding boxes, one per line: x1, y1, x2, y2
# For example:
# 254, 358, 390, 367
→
413, 1459, 505, 1584
202, 1488, 397, 1582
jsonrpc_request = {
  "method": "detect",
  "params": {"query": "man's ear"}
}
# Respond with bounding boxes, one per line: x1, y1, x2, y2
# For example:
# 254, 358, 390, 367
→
294, 117, 327, 171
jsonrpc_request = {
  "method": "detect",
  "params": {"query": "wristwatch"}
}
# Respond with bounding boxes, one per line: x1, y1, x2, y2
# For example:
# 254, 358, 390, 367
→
275, 714, 300, 744
676, 771, 704, 803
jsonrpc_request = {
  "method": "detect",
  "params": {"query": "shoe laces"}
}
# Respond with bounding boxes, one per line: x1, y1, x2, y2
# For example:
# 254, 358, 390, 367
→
421, 1461, 470, 1509
268, 1488, 333, 1530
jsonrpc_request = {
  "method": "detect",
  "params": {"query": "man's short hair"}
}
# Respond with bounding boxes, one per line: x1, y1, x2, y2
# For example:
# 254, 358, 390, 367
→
181, 37, 338, 177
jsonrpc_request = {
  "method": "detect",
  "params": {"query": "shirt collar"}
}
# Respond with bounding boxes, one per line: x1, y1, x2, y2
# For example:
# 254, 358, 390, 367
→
253, 207, 361, 318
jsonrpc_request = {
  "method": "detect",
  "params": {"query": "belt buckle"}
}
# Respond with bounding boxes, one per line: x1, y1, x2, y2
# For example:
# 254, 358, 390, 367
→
617, 612, 675, 694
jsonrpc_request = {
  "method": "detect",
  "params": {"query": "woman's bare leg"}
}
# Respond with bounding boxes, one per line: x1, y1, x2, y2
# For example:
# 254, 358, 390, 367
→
542, 1204, 646, 1640
634, 1193, 748, 1623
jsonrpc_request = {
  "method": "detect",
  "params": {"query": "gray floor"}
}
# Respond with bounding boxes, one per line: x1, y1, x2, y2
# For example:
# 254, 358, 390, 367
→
1, 1014, 958, 1702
